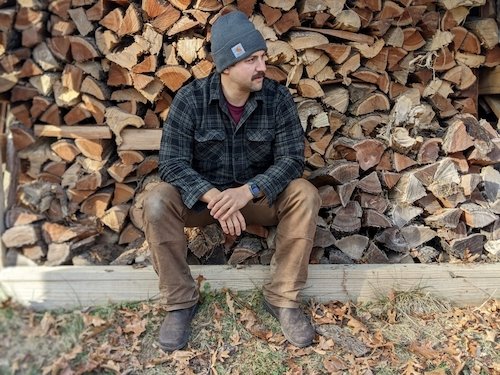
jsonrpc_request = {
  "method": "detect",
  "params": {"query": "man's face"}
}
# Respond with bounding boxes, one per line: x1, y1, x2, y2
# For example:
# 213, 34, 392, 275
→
224, 50, 267, 92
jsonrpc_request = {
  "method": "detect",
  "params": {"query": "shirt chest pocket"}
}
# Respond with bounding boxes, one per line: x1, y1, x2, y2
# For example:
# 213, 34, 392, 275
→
246, 129, 274, 163
194, 129, 226, 162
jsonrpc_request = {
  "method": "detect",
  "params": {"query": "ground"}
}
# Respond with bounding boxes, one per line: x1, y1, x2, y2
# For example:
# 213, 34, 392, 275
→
0, 285, 498, 375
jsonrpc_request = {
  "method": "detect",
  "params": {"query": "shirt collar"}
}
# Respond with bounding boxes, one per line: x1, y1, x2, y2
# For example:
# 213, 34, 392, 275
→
208, 73, 265, 104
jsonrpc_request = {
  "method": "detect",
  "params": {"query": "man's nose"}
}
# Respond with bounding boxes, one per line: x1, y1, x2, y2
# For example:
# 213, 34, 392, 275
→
257, 57, 266, 71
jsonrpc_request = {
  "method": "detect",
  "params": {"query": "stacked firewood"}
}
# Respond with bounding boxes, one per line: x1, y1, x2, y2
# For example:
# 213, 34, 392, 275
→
1, 0, 499, 267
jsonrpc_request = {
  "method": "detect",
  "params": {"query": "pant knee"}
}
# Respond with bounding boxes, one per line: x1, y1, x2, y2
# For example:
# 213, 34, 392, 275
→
287, 179, 321, 210
143, 182, 180, 222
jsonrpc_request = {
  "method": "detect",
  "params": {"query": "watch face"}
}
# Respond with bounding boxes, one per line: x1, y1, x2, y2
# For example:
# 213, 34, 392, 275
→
251, 184, 260, 197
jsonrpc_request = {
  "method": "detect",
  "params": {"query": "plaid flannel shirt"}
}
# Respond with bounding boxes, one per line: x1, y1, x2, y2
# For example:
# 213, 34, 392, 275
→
158, 73, 305, 210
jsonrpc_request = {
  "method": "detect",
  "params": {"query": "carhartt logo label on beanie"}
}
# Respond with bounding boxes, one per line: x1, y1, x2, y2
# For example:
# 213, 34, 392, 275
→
231, 43, 245, 58
211, 10, 267, 73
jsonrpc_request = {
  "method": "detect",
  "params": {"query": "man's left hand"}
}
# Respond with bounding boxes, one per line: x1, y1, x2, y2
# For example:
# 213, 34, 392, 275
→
207, 186, 253, 221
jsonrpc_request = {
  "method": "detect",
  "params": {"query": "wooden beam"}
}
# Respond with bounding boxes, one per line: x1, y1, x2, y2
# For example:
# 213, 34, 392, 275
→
119, 128, 162, 150
34, 125, 113, 139
479, 66, 500, 95
0, 101, 9, 269
293, 26, 375, 45
0, 264, 499, 310
483, 95, 500, 120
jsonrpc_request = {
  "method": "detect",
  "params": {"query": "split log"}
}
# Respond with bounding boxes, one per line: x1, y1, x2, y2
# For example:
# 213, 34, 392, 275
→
461, 203, 497, 228
46, 235, 96, 266
375, 227, 410, 253
1, 224, 40, 248
363, 209, 392, 228
336, 234, 369, 260
80, 191, 112, 218
100, 204, 131, 232
330, 201, 362, 233
446, 233, 485, 259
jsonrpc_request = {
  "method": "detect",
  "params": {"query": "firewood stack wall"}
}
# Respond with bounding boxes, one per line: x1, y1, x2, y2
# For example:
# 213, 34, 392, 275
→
1, 0, 499, 267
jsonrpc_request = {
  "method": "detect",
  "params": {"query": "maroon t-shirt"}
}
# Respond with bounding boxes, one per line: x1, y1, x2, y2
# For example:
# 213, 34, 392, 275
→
226, 101, 245, 125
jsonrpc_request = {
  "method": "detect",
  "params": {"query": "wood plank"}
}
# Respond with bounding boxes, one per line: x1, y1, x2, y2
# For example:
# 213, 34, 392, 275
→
293, 26, 375, 44
0, 264, 499, 310
118, 128, 162, 150
34, 125, 113, 139
0, 101, 8, 269
483, 95, 500, 119
479, 65, 500, 95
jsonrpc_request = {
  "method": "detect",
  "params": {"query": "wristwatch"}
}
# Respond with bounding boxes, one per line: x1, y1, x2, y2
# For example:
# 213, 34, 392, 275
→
248, 182, 261, 199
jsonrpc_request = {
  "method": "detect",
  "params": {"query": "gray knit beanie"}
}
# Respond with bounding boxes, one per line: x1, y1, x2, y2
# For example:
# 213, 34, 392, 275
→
211, 11, 267, 73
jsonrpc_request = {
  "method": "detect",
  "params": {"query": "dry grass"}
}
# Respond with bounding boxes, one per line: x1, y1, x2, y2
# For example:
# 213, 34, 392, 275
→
0, 285, 498, 374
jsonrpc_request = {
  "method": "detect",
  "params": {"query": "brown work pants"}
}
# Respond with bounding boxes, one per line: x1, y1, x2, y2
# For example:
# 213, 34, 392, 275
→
142, 178, 320, 311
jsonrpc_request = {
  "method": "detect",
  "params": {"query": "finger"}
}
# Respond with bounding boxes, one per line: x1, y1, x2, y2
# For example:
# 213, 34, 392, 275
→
211, 196, 232, 217
219, 206, 237, 221
210, 201, 224, 217
226, 215, 239, 236
212, 204, 230, 219
235, 211, 246, 232
208, 192, 227, 209
209, 198, 223, 212
219, 220, 229, 234
221, 215, 233, 234
234, 220, 242, 236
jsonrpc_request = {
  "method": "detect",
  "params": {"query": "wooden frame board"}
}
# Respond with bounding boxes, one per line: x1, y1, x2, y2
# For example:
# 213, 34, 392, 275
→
0, 264, 498, 310
34, 125, 113, 139
118, 128, 162, 150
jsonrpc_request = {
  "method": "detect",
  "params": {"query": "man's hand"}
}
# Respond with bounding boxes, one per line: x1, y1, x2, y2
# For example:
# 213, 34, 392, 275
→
207, 186, 253, 221
218, 210, 246, 236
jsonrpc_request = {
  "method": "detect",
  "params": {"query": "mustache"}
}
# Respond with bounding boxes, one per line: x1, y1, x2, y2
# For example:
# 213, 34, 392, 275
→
252, 72, 265, 80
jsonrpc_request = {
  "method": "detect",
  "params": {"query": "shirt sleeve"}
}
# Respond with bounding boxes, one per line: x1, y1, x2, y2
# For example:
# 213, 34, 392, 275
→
158, 88, 214, 209
250, 87, 305, 205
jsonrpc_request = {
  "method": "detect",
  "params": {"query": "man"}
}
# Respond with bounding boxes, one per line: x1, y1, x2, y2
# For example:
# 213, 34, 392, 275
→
143, 9, 321, 351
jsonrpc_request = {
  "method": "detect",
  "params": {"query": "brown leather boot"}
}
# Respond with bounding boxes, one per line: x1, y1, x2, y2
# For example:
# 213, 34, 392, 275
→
159, 303, 198, 351
263, 299, 315, 347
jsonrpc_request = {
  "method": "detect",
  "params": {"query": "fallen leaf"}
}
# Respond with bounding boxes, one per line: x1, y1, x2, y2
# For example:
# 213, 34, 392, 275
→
387, 308, 397, 323
348, 317, 368, 334
218, 348, 230, 362
288, 347, 313, 357
467, 338, 479, 357
123, 318, 146, 338
239, 308, 258, 330
285, 360, 304, 375
225, 291, 236, 314
82, 313, 108, 327
409, 341, 440, 360
230, 328, 242, 346
214, 318, 223, 331
195, 274, 206, 290
102, 360, 120, 374
485, 330, 497, 342
33, 312, 56, 337
401, 359, 424, 375
323, 356, 348, 372
424, 368, 447, 375
316, 335, 334, 351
